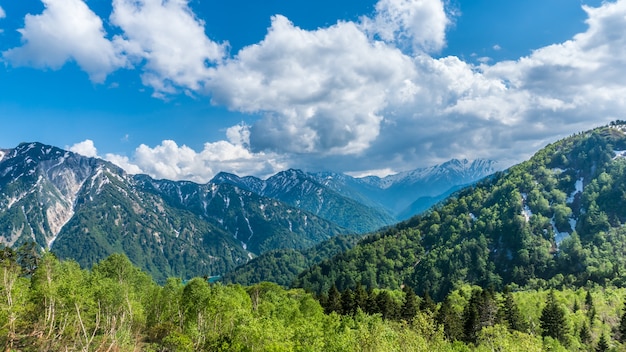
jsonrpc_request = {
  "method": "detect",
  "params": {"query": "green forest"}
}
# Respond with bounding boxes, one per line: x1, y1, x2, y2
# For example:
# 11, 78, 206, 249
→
2, 248, 626, 351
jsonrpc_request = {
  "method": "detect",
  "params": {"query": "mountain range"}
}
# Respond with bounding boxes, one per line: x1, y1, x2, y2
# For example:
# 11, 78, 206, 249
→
0, 142, 496, 282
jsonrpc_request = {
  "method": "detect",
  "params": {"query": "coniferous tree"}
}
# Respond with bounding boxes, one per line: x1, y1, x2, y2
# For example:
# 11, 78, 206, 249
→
579, 323, 591, 345
400, 285, 418, 322
462, 291, 481, 343
16, 241, 40, 276
502, 291, 527, 332
326, 285, 342, 314
462, 289, 498, 343
353, 283, 368, 312
540, 290, 569, 345
365, 288, 378, 315
341, 288, 355, 315
596, 333, 609, 352
437, 295, 463, 341
479, 289, 499, 327
376, 290, 398, 320
420, 290, 437, 313
586, 291, 597, 326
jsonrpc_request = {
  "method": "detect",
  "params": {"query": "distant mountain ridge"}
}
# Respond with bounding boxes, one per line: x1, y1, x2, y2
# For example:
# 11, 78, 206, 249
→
212, 169, 398, 233
0, 141, 498, 283
214, 159, 499, 221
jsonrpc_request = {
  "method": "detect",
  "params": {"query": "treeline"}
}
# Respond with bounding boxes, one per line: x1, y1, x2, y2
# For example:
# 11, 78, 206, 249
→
318, 283, 626, 351
3, 248, 626, 351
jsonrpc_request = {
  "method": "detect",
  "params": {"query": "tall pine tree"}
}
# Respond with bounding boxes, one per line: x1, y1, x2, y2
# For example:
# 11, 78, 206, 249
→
540, 290, 569, 346
596, 333, 609, 352
400, 285, 418, 322
502, 291, 527, 332
325, 285, 342, 314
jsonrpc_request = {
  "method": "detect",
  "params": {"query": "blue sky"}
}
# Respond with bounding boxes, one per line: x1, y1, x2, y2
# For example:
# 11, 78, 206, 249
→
0, 0, 620, 182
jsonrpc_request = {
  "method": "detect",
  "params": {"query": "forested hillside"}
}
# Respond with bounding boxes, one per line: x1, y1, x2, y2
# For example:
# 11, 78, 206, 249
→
221, 234, 361, 287
2, 250, 626, 351
294, 124, 626, 299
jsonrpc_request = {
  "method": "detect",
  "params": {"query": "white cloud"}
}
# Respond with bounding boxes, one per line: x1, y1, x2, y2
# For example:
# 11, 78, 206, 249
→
68, 139, 99, 158
366, 0, 626, 170
360, 0, 451, 53
0, 6, 5, 33
9, 0, 626, 179
2, 0, 126, 82
104, 153, 144, 174
208, 15, 416, 155
110, 0, 226, 96
104, 138, 285, 183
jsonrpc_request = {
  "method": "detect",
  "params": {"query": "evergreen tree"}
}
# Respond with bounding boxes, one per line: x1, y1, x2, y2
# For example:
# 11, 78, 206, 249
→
326, 285, 342, 314
462, 289, 498, 343
353, 283, 368, 312
462, 291, 481, 343
16, 241, 40, 276
540, 290, 569, 345
420, 290, 437, 313
502, 291, 527, 332
596, 333, 609, 352
585, 290, 597, 328
437, 295, 463, 341
365, 288, 378, 315
579, 323, 591, 344
400, 285, 418, 322
376, 290, 398, 320
341, 288, 355, 315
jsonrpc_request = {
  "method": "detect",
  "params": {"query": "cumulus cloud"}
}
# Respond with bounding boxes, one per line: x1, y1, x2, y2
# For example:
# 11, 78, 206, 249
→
68, 139, 99, 158
192, 0, 626, 174
2, 0, 126, 82
9, 0, 626, 179
101, 137, 284, 183
110, 0, 226, 96
236, 0, 626, 174
104, 153, 144, 174
208, 15, 416, 155
360, 0, 451, 53
365, 0, 626, 170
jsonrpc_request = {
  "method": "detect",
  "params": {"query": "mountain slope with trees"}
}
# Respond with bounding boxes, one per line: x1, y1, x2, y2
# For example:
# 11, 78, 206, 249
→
294, 124, 626, 299
0, 143, 350, 282
221, 234, 361, 287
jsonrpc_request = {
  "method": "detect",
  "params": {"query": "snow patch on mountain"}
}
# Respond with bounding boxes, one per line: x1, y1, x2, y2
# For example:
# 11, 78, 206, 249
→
520, 193, 533, 222
567, 178, 584, 203
551, 217, 571, 246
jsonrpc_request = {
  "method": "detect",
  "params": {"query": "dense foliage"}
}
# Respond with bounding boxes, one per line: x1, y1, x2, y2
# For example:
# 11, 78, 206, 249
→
295, 126, 626, 299
221, 234, 361, 287
3, 250, 626, 351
